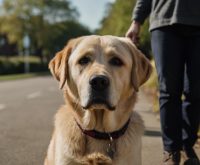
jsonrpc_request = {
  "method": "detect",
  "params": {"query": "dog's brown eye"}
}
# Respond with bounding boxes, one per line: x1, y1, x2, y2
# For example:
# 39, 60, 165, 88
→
78, 56, 91, 65
109, 57, 123, 66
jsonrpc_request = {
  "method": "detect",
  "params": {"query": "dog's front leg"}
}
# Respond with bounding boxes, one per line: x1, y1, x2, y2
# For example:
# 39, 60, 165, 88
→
54, 131, 87, 165
54, 134, 75, 165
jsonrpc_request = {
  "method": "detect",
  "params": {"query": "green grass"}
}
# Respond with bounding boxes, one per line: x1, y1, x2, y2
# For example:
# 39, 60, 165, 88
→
0, 72, 50, 81
0, 55, 41, 63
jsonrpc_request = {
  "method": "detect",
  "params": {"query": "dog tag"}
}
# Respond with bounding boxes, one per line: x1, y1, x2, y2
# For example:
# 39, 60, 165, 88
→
106, 135, 116, 159
107, 143, 115, 159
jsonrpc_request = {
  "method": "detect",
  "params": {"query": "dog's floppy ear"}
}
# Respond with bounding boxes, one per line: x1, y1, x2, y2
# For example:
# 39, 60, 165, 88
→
49, 37, 85, 89
124, 39, 152, 92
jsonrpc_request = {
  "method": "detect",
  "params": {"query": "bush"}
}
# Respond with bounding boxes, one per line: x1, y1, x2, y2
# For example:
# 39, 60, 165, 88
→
0, 56, 48, 75
143, 60, 159, 112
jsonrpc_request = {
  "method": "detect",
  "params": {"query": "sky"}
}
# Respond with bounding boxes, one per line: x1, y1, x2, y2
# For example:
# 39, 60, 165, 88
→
69, 0, 115, 30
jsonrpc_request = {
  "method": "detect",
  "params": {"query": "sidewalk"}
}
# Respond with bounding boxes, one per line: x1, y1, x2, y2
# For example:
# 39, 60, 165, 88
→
135, 91, 200, 165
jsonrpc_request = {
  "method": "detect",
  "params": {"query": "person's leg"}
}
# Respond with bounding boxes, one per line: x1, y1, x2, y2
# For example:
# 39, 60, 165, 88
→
151, 26, 185, 152
182, 26, 200, 152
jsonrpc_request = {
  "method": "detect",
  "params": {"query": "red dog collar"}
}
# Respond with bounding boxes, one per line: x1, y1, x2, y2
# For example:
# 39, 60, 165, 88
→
76, 119, 130, 140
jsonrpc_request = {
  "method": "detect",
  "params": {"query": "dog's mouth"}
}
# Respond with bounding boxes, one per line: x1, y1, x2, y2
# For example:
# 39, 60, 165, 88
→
82, 97, 115, 111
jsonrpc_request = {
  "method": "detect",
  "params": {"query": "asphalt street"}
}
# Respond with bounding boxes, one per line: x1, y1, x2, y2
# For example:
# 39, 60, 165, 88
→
0, 76, 63, 165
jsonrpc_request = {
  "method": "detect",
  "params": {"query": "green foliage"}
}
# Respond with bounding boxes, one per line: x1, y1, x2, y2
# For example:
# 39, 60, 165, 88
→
0, 0, 90, 59
143, 61, 159, 112
139, 20, 151, 58
97, 0, 151, 58
97, 0, 135, 36
0, 55, 47, 74
43, 20, 91, 58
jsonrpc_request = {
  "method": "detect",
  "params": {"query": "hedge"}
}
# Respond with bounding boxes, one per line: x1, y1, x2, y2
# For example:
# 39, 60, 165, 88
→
0, 56, 48, 75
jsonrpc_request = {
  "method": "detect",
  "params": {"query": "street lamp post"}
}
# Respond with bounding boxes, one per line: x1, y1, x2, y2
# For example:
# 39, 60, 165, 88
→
23, 34, 30, 73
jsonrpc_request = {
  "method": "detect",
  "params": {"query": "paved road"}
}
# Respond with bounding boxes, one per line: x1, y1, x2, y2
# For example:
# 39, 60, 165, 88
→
0, 76, 63, 165
135, 92, 163, 165
0, 76, 199, 165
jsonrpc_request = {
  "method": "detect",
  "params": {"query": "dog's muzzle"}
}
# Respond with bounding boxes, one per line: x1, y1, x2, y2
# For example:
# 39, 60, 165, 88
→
83, 75, 115, 111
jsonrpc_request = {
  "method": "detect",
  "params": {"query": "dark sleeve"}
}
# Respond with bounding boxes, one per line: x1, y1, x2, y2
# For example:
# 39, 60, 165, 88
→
132, 0, 152, 24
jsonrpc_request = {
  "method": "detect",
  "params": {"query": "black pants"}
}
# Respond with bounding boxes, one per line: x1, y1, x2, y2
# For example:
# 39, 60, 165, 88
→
151, 24, 200, 152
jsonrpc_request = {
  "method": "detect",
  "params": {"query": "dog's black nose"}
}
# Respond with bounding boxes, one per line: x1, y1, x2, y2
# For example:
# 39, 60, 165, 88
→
89, 75, 110, 91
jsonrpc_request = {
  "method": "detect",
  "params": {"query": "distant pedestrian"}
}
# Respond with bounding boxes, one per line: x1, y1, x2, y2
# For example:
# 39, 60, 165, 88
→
126, 0, 200, 164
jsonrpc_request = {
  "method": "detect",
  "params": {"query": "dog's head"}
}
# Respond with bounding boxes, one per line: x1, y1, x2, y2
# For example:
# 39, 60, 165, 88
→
49, 35, 152, 111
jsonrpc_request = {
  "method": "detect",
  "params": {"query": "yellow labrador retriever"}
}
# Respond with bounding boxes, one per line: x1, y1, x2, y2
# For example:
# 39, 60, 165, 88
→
44, 35, 152, 165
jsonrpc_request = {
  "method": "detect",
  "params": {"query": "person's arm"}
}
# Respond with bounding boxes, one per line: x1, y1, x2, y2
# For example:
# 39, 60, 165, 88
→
126, 0, 152, 44
132, 0, 152, 24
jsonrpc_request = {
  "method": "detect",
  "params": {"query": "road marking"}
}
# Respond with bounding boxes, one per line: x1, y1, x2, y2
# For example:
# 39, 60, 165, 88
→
27, 91, 41, 99
0, 104, 6, 111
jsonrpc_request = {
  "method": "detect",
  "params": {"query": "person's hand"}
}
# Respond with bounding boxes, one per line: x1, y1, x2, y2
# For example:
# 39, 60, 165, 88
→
125, 21, 141, 44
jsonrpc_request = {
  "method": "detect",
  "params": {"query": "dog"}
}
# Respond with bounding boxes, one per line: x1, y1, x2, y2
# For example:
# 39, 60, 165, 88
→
44, 35, 152, 165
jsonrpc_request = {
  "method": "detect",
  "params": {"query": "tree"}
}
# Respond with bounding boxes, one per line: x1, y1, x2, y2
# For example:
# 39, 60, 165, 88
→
97, 0, 151, 59
42, 20, 91, 60
0, 0, 84, 62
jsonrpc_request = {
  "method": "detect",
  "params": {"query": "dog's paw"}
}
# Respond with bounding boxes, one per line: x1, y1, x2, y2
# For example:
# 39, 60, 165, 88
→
81, 152, 112, 165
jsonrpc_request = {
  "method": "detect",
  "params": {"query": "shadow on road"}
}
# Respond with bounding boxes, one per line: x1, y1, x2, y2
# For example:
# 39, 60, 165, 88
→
144, 128, 162, 137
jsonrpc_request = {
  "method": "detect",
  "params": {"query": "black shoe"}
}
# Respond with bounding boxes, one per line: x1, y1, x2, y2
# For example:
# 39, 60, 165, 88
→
163, 151, 180, 165
184, 159, 200, 165
183, 148, 200, 165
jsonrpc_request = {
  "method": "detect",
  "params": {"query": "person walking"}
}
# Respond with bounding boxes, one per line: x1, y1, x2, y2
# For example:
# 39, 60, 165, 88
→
126, 0, 200, 164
